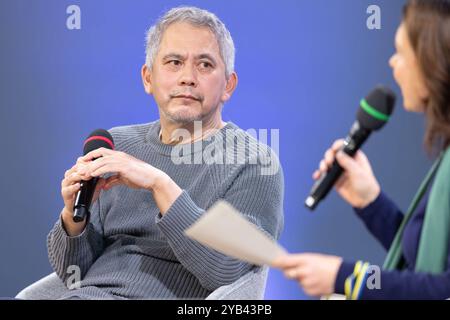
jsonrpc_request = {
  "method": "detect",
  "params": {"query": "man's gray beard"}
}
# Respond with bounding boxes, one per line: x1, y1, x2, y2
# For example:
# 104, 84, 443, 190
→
160, 104, 222, 125
163, 110, 205, 124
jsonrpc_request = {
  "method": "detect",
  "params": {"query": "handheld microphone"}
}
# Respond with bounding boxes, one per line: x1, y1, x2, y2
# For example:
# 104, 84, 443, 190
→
305, 85, 396, 211
73, 129, 115, 223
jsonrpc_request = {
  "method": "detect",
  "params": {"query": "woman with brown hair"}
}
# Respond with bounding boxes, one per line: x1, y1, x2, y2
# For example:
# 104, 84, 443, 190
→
274, 0, 450, 299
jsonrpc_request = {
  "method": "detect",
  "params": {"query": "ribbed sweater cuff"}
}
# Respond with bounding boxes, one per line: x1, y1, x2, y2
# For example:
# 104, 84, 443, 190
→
48, 217, 92, 272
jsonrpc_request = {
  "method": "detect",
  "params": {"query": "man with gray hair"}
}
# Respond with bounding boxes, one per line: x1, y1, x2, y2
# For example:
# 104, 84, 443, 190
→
43, 6, 283, 299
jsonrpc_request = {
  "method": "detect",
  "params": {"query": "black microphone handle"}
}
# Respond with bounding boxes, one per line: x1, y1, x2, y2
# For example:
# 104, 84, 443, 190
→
73, 177, 99, 223
305, 122, 371, 210
306, 159, 344, 210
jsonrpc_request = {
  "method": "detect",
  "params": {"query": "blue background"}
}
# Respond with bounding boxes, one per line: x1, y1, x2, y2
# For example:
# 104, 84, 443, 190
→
0, 0, 431, 299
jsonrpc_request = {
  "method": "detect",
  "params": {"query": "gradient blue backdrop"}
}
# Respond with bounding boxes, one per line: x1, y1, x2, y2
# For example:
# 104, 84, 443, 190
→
0, 0, 431, 299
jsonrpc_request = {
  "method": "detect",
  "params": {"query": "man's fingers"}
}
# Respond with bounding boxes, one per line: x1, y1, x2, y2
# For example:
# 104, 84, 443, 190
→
88, 157, 120, 176
65, 161, 90, 179
81, 157, 121, 178
82, 147, 114, 161
64, 165, 78, 178
61, 183, 80, 198
62, 172, 91, 187
91, 163, 120, 178
62, 173, 79, 187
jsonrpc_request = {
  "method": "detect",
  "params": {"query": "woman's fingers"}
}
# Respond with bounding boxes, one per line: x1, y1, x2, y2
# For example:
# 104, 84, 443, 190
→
316, 139, 345, 176
324, 147, 337, 165
331, 139, 345, 152
319, 160, 327, 172
312, 170, 321, 180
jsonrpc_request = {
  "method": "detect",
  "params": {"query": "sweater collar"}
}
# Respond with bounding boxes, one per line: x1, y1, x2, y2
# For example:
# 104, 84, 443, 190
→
145, 120, 236, 156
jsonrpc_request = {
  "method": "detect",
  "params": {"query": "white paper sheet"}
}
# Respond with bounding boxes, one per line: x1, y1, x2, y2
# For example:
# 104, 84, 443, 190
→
185, 200, 287, 266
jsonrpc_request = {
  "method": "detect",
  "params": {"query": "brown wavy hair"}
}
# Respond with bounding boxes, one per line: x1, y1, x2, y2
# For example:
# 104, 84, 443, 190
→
403, 0, 450, 154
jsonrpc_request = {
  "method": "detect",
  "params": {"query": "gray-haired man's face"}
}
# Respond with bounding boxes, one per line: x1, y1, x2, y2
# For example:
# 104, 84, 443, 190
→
142, 22, 237, 124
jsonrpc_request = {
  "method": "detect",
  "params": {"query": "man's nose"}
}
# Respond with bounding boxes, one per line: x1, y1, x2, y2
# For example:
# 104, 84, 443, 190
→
178, 65, 198, 87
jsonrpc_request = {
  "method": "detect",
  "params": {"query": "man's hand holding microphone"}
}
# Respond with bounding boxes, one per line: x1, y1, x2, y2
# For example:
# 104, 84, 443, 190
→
59, 129, 182, 237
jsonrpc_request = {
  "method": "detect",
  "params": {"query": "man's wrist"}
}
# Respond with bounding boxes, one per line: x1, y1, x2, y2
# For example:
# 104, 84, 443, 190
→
61, 207, 73, 222
150, 172, 183, 215
148, 170, 168, 192
61, 207, 86, 236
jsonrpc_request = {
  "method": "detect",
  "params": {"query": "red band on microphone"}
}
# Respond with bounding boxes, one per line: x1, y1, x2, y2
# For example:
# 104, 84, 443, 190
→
83, 135, 115, 150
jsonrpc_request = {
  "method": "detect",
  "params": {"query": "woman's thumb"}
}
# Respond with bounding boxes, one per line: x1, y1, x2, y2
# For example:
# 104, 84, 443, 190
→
336, 151, 356, 171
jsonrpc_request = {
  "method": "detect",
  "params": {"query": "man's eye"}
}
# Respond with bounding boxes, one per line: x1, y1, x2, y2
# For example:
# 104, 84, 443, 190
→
168, 60, 181, 66
200, 62, 212, 69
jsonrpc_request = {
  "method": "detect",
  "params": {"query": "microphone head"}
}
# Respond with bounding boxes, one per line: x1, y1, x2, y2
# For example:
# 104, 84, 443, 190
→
357, 85, 396, 131
83, 129, 115, 155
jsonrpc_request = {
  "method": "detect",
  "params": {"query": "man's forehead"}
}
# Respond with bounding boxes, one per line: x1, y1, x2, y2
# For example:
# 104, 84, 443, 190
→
158, 22, 220, 54
163, 21, 214, 37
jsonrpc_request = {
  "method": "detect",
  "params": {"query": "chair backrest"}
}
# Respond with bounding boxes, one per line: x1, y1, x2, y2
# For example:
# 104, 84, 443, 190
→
205, 266, 269, 300
17, 266, 270, 300
15, 273, 68, 300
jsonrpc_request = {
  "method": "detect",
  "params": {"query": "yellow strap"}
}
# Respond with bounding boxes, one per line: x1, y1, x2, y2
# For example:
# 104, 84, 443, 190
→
351, 262, 370, 300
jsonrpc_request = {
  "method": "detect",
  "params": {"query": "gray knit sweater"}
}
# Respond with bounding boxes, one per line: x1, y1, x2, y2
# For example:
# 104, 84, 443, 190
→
47, 121, 284, 299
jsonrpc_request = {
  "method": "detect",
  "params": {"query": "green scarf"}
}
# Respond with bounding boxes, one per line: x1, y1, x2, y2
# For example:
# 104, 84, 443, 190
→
383, 147, 450, 274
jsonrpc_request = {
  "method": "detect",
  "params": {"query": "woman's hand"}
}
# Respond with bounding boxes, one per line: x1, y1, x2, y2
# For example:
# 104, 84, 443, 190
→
273, 253, 343, 297
313, 139, 381, 208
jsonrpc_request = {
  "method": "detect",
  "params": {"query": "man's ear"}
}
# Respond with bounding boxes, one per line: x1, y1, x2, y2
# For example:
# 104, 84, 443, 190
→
221, 72, 238, 102
141, 64, 153, 95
